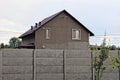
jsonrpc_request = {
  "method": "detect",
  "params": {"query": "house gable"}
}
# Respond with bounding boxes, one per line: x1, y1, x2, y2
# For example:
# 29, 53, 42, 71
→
35, 11, 91, 49
35, 10, 94, 36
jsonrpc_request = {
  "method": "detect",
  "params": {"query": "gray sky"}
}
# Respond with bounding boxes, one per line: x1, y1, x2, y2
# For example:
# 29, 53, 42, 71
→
0, 0, 120, 46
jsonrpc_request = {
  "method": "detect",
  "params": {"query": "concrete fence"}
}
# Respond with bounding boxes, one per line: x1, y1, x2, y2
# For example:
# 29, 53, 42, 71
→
0, 49, 119, 80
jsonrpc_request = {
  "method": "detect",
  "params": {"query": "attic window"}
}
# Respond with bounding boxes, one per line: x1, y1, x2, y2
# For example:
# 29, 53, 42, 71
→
46, 28, 50, 39
72, 29, 81, 40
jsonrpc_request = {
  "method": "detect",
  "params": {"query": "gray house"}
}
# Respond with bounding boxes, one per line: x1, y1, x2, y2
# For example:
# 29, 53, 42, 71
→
19, 10, 94, 49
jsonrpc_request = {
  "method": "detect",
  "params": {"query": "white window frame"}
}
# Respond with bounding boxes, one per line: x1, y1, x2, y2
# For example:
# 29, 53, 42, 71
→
46, 28, 51, 39
72, 29, 81, 40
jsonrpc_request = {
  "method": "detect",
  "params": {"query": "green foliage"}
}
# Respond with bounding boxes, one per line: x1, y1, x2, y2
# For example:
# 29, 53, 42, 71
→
9, 37, 21, 48
109, 45, 117, 50
92, 36, 109, 80
110, 47, 120, 69
4, 44, 10, 48
0, 37, 21, 49
0, 43, 4, 48
90, 45, 118, 50
93, 47, 109, 80
111, 57, 120, 69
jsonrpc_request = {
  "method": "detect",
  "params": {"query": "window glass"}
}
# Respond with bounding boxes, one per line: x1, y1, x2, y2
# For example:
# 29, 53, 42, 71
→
72, 29, 81, 40
46, 29, 50, 39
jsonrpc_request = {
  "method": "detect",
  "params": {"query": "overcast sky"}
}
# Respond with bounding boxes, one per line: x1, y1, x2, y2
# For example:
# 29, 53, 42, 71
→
0, 0, 120, 46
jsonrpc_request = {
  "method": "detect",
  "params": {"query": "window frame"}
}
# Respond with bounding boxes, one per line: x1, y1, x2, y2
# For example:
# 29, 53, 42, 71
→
46, 28, 51, 39
72, 29, 81, 40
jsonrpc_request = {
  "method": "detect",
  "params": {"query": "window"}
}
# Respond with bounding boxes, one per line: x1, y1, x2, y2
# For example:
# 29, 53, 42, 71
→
72, 29, 81, 40
46, 28, 50, 39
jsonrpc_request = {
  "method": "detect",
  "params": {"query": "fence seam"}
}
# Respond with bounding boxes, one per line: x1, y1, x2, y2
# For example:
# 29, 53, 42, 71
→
63, 50, 66, 80
33, 49, 36, 80
91, 50, 93, 80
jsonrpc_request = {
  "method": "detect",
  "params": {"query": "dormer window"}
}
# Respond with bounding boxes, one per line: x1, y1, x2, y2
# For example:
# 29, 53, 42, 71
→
72, 29, 81, 40
46, 28, 50, 39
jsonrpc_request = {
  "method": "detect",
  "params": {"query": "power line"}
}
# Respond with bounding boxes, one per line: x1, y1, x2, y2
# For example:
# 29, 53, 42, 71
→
91, 35, 120, 38
0, 30, 23, 34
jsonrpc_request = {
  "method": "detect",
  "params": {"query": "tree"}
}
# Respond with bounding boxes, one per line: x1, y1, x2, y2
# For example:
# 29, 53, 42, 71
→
109, 45, 116, 50
9, 37, 21, 48
4, 44, 10, 48
0, 43, 4, 48
92, 34, 109, 80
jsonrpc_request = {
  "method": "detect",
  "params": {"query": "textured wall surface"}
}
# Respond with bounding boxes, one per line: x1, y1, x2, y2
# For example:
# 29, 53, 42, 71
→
102, 51, 119, 80
1, 49, 34, 80
35, 12, 89, 49
0, 50, 2, 80
35, 49, 64, 80
65, 50, 91, 80
0, 49, 120, 80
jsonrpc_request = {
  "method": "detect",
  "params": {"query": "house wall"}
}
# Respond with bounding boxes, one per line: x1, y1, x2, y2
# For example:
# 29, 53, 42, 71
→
35, 12, 89, 49
22, 34, 35, 45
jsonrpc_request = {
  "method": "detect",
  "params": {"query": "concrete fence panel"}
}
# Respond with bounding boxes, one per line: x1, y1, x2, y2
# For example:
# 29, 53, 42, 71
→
1, 49, 34, 80
65, 50, 92, 80
0, 50, 2, 80
103, 51, 119, 80
35, 49, 64, 80
0, 49, 120, 80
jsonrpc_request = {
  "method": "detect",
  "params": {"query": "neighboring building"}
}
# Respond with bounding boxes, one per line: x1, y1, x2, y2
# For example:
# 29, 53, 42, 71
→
19, 10, 94, 49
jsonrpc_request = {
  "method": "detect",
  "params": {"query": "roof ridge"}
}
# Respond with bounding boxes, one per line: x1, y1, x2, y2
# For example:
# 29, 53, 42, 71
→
19, 10, 94, 38
19, 10, 66, 38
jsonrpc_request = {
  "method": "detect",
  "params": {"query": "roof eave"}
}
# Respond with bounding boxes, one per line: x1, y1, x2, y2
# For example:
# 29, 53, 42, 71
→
19, 32, 35, 38
63, 10, 94, 36
89, 31, 94, 36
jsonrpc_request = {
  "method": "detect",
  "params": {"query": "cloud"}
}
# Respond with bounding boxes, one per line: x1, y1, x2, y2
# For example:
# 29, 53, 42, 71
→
0, 0, 119, 45
0, 33, 22, 44
0, 27, 23, 34
0, 19, 17, 26
0, 18, 27, 32
0, 27, 22, 44
65, 0, 120, 10
90, 34, 120, 46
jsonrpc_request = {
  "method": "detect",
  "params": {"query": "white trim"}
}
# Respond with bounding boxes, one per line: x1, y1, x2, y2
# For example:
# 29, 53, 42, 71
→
72, 29, 81, 40
46, 28, 51, 39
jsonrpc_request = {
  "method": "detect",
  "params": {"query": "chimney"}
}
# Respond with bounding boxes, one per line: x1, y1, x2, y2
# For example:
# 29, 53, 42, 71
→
31, 26, 33, 30
39, 22, 41, 26
35, 23, 37, 28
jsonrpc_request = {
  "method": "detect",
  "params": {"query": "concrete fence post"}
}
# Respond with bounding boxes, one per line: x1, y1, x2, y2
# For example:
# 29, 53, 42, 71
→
33, 49, 36, 80
63, 50, 66, 80
0, 50, 2, 80
91, 50, 93, 80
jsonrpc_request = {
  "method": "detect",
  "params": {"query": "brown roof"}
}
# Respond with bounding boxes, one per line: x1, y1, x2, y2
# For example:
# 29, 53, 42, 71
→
19, 10, 94, 38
